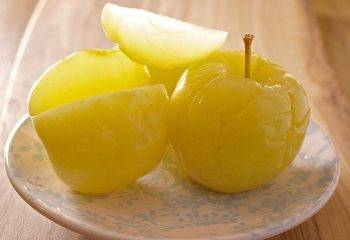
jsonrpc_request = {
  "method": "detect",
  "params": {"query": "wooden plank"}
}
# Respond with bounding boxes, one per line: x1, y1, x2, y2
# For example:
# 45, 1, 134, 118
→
272, 0, 350, 238
0, 0, 38, 133
1, 0, 350, 239
0, 1, 86, 239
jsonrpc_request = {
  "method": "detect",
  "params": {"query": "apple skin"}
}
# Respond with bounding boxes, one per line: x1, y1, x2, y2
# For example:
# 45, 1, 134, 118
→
33, 85, 169, 194
170, 51, 310, 193
28, 49, 150, 116
28, 49, 168, 194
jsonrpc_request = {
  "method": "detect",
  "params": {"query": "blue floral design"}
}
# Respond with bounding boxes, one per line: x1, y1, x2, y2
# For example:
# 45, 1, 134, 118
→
5, 118, 340, 240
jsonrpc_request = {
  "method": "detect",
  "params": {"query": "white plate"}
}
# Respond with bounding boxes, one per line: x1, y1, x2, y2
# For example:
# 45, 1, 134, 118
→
5, 115, 340, 240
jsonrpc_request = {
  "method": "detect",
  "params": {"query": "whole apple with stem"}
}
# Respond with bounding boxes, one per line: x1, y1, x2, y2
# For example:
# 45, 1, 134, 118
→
170, 34, 310, 193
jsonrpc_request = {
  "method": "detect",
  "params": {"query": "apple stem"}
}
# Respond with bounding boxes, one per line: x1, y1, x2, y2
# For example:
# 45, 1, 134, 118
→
243, 33, 254, 78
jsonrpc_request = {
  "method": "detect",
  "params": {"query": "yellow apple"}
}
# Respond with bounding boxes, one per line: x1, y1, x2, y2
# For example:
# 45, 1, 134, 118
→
170, 49, 310, 193
28, 49, 169, 194
28, 48, 150, 116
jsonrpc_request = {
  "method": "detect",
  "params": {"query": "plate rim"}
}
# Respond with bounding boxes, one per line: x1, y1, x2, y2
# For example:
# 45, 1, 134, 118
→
4, 115, 341, 240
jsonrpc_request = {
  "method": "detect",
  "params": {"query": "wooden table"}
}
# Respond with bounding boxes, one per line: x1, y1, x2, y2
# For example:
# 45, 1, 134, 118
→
1, 0, 349, 239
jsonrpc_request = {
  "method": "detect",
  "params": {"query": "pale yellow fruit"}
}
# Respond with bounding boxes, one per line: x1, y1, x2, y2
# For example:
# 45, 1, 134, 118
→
101, 3, 227, 69
33, 85, 168, 194
28, 49, 168, 194
170, 50, 310, 193
28, 48, 150, 116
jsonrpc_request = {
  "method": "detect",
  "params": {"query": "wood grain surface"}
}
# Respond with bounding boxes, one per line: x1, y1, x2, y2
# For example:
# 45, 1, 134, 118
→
1, 0, 349, 239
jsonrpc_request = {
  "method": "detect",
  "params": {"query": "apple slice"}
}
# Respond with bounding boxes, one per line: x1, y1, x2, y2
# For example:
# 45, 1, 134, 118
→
28, 48, 150, 116
101, 3, 228, 68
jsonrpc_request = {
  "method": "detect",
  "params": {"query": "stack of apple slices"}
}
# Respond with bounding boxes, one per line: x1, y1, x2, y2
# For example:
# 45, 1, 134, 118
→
28, 3, 309, 195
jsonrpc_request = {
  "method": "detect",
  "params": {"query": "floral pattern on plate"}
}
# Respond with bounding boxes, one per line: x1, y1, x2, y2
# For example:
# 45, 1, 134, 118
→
5, 116, 340, 240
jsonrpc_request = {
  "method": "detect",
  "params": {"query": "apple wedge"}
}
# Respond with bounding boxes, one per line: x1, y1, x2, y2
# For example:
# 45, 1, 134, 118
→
101, 3, 228, 69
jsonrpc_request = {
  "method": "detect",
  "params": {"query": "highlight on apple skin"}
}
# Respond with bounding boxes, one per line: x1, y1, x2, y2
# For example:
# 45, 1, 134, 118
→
170, 50, 310, 193
28, 49, 169, 194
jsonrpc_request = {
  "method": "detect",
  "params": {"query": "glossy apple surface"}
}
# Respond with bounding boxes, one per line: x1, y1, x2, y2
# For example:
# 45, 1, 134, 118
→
28, 49, 168, 194
170, 51, 310, 193
28, 49, 150, 116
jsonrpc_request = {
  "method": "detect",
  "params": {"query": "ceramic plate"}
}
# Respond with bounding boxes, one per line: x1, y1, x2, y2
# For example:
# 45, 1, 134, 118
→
5, 115, 340, 240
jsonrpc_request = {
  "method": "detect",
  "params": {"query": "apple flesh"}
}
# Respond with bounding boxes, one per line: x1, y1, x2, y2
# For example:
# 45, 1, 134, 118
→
170, 51, 310, 193
101, 3, 228, 69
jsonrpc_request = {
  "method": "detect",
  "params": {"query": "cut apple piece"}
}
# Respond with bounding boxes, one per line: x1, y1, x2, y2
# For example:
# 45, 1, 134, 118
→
28, 48, 150, 116
101, 3, 228, 68
33, 84, 169, 194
